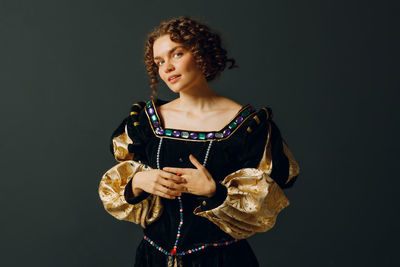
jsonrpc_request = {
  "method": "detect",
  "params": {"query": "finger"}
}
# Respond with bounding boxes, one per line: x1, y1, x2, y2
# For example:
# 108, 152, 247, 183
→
189, 154, 204, 170
159, 171, 187, 183
162, 167, 191, 175
155, 184, 182, 197
158, 177, 187, 192
153, 189, 176, 199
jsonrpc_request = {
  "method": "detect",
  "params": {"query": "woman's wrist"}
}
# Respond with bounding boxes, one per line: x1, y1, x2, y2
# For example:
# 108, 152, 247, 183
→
204, 180, 216, 198
131, 174, 144, 197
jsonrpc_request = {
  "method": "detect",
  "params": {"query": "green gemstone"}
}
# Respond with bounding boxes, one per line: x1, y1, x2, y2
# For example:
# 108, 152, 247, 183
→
146, 101, 152, 108
198, 133, 206, 140
165, 129, 172, 136
241, 109, 250, 117
228, 121, 238, 130
151, 114, 157, 122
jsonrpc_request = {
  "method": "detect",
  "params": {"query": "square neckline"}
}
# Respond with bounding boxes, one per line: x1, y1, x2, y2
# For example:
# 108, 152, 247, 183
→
144, 99, 256, 142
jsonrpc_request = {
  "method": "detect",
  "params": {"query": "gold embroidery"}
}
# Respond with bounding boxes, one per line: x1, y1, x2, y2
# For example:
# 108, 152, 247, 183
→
130, 111, 138, 115
134, 122, 140, 126
253, 115, 260, 125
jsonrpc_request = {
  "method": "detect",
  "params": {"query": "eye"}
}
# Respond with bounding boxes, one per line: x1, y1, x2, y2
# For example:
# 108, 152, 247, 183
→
155, 61, 164, 66
173, 52, 183, 58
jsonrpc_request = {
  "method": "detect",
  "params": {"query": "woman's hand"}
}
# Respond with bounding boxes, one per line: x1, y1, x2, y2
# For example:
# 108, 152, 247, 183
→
163, 154, 216, 198
132, 170, 187, 199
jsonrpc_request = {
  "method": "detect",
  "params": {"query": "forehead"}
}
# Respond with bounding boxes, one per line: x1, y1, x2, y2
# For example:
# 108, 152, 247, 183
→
153, 35, 184, 57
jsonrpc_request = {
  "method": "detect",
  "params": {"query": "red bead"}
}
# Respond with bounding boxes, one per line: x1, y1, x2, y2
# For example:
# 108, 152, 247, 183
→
225, 241, 229, 245
170, 248, 177, 256
201, 246, 205, 249
214, 243, 218, 247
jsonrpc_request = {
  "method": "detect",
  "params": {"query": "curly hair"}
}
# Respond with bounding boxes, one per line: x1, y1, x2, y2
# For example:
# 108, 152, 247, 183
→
144, 16, 238, 99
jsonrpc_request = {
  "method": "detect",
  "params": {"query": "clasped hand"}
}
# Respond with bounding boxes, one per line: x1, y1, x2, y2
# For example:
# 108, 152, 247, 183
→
132, 154, 216, 199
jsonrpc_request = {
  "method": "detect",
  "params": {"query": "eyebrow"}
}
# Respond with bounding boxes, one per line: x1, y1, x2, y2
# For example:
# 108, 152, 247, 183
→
154, 46, 185, 61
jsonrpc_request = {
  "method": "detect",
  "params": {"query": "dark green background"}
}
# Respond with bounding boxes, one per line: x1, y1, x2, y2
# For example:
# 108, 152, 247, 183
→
0, 0, 397, 266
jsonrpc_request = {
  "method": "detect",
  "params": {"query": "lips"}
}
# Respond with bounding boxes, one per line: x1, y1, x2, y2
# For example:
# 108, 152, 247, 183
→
168, 74, 181, 82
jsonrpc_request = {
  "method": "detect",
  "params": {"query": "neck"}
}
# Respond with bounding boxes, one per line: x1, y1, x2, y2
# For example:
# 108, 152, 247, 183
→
176, 80, 220, 112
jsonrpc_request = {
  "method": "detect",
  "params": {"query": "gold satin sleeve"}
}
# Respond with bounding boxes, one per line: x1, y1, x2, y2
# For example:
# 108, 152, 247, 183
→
193, 122, 300, 239
112, 125, 134, 162
98, 160, 163, 228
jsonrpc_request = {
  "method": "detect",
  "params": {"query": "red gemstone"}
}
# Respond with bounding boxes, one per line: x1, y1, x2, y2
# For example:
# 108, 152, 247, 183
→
170, 248, 177, 255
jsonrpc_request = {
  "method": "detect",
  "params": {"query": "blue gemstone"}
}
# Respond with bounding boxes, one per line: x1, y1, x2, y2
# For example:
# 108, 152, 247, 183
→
235, 116, 244, 123
148, 107, 155, 115
190, 133, 198, 139
153, 121, 159, 127
173, 130, 181, 137
223, 129, 231, 136
206, 132, 215, 139
178, 157, 183, 163
156, 128, 164, 135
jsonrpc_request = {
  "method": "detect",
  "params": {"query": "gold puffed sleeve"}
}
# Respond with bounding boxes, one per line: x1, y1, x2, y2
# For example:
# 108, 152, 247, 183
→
112, 125, 134, 162
99, 158, 163, 228
194, 110, 300, 239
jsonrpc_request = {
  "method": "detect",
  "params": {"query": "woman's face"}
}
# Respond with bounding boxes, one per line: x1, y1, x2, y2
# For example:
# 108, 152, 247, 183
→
153, 35, 205, 93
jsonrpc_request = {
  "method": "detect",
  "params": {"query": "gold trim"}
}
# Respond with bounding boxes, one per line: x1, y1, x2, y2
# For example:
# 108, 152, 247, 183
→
247, 126, 252, 133
130, 111, 138, 115
262, 107, 270, 120
253, 115, 260, 125
282, 140, 300, 184
132, 103, 142, 109
134, 122, 140, 126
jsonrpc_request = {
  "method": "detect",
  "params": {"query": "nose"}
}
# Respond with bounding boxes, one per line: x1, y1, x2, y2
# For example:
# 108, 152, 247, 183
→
163, 61, 175, 73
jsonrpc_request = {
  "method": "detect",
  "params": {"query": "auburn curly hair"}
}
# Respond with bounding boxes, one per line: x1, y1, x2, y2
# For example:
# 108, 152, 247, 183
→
144, 16, 238, 99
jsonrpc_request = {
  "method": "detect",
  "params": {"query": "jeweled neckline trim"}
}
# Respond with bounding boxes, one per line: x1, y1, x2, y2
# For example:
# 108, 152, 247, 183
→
144, 100, 256, 141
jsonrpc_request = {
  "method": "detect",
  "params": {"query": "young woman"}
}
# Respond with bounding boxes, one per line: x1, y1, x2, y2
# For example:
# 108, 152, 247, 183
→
99, 16, 300, 267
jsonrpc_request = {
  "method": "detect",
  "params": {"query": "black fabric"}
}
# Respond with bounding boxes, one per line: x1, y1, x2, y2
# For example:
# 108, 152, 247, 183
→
112, 99, 295, 266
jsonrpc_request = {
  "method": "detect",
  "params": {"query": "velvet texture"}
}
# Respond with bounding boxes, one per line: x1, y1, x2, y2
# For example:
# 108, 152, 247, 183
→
99, 99, 300, 267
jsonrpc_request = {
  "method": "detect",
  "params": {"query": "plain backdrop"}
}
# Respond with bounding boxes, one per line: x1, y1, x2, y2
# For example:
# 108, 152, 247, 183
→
0, 0, 398, 266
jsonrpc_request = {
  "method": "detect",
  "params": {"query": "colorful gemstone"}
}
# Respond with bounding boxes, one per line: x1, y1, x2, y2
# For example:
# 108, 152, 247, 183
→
170, 248, 177, 255
148, 107, 155, 115
235, 116, 244, 123
198, 133, 206, 140
189, 132, 198, 139
206, 132, 215, 139
151, 114, 158, 122
146, 101, 151, 108
153, 121, 159, 127
241, 109, 250, 117
155, 128, 164, 135
178, 157, 183, 163
173, 130, 181, 137
215, 132, 223, 139
228, 121, 237, 130
165, 129, 172, 136
181, 131, 189, 138
223, 129, 231, 136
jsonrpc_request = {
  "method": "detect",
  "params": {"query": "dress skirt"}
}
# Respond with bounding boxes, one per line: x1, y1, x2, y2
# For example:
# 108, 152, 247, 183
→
134, 238, 260, 267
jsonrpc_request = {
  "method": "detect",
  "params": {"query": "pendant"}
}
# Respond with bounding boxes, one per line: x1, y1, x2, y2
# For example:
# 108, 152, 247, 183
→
167, 255, 183, 267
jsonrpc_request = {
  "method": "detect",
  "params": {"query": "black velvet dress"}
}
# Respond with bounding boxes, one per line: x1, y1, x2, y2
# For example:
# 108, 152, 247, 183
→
107, 99, 299, 267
